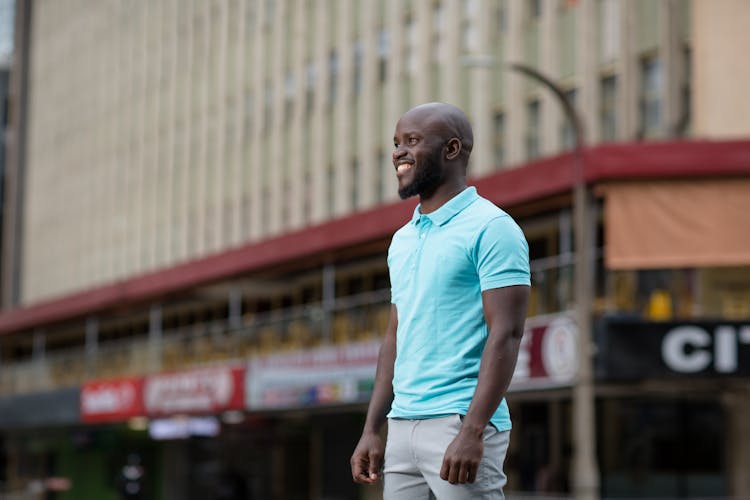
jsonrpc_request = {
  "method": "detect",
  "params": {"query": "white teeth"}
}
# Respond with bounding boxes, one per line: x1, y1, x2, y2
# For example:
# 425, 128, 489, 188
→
397, 164, 412, 174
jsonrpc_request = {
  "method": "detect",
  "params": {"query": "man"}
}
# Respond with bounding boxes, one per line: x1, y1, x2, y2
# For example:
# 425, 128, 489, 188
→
350, 102, 530, 499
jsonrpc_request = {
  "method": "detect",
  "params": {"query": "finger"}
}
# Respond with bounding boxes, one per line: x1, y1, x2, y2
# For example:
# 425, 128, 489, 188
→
459, 462, 471, 484
467, 463, 478, 483
368, 450, 383, 480
354, 470, 375, 484
440, 457, 450, 481
351, 457, 368, 483
448, 461, 459, 484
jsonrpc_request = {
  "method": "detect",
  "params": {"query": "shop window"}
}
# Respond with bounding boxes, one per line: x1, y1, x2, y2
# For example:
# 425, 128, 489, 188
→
608, 266, 750, 320
599, 398, 726, 498
504, 400, 572, 494
698, 267, 750, 320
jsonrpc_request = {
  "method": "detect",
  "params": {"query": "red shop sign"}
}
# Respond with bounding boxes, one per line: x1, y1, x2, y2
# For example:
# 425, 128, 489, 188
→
143, 366, 245, 416
80, 377, 145, 423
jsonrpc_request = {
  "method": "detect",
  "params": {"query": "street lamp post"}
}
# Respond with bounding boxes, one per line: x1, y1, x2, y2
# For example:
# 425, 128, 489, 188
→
462, 55, 599, 498
507, 62, 599, 500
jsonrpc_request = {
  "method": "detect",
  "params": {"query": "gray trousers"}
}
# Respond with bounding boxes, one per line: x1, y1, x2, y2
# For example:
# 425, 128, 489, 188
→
383, 415, 510, 500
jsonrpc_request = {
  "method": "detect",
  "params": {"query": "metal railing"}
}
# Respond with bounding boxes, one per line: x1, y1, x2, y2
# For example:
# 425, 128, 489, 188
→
0, 292, 391, 396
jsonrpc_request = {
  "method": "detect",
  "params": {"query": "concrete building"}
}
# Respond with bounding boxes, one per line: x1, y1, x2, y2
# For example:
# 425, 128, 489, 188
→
1, 0, 749, 498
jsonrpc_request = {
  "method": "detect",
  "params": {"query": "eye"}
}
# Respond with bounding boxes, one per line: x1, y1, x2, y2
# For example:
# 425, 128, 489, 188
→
408, 137, 419, 145
393, 142, 399, 149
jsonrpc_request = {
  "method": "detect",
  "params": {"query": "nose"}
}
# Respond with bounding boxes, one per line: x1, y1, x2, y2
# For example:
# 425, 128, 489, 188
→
392, 145, 407, 162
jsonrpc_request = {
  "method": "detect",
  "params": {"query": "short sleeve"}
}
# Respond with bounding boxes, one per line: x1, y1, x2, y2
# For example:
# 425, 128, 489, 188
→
387, 247, 396, 304
473, 215, 530, 291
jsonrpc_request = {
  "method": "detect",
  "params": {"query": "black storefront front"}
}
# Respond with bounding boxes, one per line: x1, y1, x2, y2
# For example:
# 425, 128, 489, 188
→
594, 317, 750, 498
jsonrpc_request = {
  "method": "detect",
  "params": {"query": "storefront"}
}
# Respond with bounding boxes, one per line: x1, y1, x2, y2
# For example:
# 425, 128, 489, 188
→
78, 366, 248, 500
0, 388, 81, 497
594, 317, 750, 498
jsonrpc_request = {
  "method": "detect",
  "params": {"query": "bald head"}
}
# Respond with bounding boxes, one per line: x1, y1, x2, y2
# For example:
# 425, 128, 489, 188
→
399, 102, 474, 164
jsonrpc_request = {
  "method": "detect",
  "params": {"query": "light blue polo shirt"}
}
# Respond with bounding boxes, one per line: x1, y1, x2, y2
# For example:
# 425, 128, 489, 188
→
387, 187, 530, 431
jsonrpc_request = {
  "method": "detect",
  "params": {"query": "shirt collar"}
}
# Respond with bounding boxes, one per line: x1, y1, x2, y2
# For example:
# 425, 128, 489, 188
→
410, 186, 479, 227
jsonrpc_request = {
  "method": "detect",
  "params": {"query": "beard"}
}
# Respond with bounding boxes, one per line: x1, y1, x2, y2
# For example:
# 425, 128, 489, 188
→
398, 148, 445, 200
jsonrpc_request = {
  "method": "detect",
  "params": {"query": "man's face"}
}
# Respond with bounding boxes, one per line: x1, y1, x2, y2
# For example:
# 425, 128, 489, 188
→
392, 115, 446, 200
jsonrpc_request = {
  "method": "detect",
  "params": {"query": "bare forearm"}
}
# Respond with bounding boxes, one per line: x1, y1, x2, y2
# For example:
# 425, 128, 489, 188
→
461, 330, 521, 437
362, 333, 396, 434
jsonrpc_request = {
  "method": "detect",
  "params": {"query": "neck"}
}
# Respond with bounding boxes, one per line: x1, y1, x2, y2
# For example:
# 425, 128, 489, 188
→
418, 179, 467, 214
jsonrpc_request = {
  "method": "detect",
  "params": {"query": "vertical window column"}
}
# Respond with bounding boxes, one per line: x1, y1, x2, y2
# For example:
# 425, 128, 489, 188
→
540, 0, 560, 156
268, 0, 287, 235
309, 1, 330, 224
288, 0, 308, 231
468, 0, 493, 176
249, 0, 267, 240
333, 0, 354, 218
357, 0, 378, 210
505, 0, 525, 165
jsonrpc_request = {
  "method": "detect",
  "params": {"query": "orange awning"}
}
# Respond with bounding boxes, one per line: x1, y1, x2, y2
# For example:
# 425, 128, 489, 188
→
604, 179, 750, 269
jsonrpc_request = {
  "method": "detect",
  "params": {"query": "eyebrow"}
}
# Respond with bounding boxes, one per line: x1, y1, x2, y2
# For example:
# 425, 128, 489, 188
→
397, 130, 423, 137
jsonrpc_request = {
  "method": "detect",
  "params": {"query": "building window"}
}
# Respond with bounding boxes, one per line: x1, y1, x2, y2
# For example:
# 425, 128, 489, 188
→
462, 0, 479, 52
264, 0, 275, 27
433, 2, 446, 63
263, 83, 274, 132
599, 0, 620, 63
243, 91, 254, 142
328, 50, 339, 107
305, 62, 316, 117
493, 112, 505, 168
303, 169, 312, 224
677, 47, 691, 137
284, 72, 295, 125
0, 0, 14, 59
406, 18, 417, 76
600, 75, 617, 141
528, 0, 542, 20
353, 41, 363, 97
326, 165, 335, 216
639, 57, 662, 139
351, 157, 360, 209
261, 188, 271, 233
378, 29, 389, 83
561, 88, 578, 149
497, 2, 507, 34
376, 150, 385, 203
525, 99, 541, 160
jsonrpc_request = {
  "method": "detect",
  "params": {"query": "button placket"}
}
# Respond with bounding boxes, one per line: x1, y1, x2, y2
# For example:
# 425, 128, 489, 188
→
410, 218, 431, 276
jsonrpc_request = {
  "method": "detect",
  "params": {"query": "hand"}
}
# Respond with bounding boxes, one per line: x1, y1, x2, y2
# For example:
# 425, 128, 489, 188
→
350, 432, 384, 484
440, 428, 484, 484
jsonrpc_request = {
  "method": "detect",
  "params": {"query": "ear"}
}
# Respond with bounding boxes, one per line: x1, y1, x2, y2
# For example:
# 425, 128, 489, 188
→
444, 138, 462, 161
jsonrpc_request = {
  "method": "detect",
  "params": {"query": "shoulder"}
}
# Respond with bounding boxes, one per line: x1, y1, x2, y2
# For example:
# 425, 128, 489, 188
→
464, 197, 526, 247
462, 195, 518, 231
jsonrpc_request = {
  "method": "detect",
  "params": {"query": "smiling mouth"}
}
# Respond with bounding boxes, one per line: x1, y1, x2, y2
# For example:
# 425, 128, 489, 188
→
396, 163, 413, 175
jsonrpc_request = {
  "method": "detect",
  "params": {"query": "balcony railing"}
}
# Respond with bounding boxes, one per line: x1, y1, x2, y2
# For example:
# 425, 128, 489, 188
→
0, 291, 392, 396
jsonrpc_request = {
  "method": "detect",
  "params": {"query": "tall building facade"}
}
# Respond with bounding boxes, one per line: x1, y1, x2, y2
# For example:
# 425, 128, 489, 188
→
19, 0, 694, 304
1, 1, 750, 499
